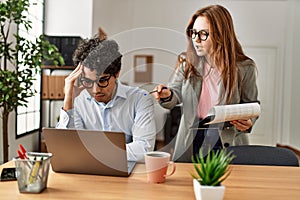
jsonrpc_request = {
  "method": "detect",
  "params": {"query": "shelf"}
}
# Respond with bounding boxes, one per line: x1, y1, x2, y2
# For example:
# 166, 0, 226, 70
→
42, 75, 67, 100
41, 67, 74, 129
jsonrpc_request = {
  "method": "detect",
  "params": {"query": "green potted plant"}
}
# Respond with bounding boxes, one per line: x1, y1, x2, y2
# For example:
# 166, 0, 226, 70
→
0, 0, 64, 163
191, 148, 235, 200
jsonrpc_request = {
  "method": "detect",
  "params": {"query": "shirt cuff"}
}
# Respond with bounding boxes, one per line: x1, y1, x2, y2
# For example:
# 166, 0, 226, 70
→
56, 108, 74, 128
126, 140, 153, 163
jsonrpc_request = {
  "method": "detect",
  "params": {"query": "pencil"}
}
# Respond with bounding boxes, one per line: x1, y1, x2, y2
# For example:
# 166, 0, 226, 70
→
29, 156, 43, 184
149, 89, 159, 94
148, 86, 168, 94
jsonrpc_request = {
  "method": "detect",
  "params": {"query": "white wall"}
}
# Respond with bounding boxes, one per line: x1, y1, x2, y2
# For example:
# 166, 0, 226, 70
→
289, 0, 300, 148
44, 0, 93, 38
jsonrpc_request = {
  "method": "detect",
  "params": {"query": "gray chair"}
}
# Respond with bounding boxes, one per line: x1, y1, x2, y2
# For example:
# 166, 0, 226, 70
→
226, 145, 299, 167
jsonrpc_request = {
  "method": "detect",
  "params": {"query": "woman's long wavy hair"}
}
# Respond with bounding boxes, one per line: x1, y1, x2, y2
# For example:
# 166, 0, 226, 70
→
180, 5, 252, 103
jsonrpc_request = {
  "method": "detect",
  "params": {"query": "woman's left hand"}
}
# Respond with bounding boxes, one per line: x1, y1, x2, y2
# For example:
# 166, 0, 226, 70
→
230, 119, 252, 132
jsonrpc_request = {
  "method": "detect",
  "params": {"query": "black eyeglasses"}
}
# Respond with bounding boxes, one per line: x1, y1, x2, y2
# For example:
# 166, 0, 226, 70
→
189, 29, 209, 41
79, 75, 112, 89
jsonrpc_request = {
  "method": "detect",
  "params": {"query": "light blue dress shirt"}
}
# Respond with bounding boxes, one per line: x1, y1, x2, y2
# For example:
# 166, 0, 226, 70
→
57, 80, 156, 162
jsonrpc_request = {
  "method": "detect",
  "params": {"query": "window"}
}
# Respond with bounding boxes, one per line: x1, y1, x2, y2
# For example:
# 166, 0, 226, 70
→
16, 0, 44, 137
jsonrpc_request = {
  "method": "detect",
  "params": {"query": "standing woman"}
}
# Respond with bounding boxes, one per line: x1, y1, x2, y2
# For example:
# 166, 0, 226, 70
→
153, 5, 259, 162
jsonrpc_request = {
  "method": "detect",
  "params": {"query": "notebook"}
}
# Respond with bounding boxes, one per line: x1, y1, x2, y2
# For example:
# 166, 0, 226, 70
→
42, 128, 136, 177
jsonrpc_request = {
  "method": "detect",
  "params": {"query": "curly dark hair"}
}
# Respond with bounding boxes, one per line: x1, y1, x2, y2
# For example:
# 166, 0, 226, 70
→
72, 37, 122, 76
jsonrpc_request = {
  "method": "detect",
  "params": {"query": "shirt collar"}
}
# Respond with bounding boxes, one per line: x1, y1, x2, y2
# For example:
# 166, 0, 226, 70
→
114, 80, 127, 99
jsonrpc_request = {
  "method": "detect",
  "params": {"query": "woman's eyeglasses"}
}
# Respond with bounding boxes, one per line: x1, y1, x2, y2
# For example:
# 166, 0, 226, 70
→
189, 29, 209, 41
79, 75, 112, 89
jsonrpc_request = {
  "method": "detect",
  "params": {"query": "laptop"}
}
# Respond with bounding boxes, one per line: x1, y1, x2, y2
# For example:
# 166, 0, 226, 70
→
42, 128, 136, 177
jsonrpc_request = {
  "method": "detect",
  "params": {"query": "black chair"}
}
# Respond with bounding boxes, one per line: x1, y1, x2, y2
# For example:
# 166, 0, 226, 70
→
226, 145, 299, 167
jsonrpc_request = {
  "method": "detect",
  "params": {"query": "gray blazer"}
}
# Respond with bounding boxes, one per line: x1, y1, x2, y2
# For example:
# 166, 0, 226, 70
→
160, 59, 259, 162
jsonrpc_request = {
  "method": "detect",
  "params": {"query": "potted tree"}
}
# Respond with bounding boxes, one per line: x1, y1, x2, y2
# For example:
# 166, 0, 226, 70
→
191, 148, 235, 200
0, 0, 64, 162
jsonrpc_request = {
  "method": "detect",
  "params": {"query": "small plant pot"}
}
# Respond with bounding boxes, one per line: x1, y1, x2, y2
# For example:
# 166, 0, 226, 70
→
193, 179, 225, 200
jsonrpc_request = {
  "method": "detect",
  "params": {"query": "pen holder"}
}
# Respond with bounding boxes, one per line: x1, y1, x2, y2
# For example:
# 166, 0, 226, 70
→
14, 152, 52, 193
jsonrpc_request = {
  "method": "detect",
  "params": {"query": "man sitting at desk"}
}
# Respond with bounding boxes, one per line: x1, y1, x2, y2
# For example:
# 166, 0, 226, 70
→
56, 37, 156, 162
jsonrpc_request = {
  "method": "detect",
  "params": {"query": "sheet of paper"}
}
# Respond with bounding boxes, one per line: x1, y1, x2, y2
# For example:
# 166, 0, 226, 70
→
205, 102, 261, 125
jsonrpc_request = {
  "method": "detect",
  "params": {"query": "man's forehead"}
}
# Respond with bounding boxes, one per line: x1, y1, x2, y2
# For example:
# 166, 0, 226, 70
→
82, 67, 100, 76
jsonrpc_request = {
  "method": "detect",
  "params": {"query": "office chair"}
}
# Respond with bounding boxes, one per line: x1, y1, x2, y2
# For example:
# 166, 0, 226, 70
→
226, 145, 299, 167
